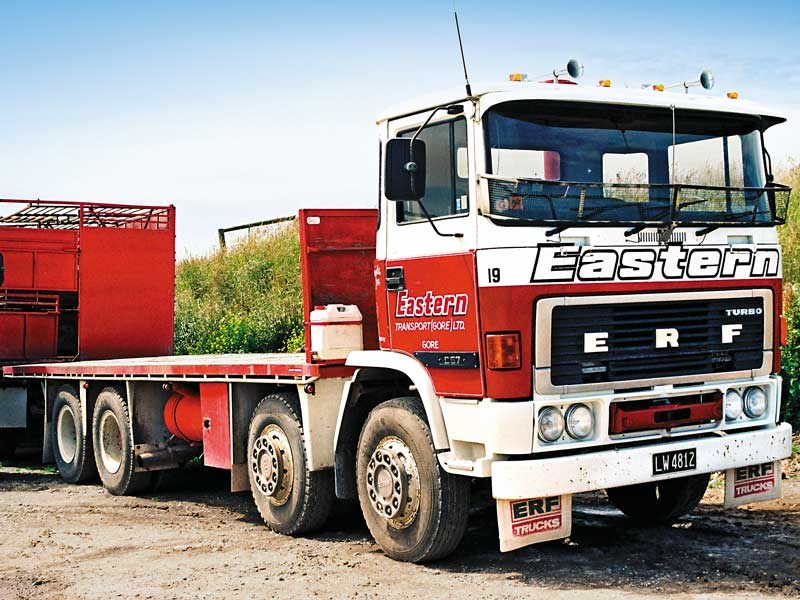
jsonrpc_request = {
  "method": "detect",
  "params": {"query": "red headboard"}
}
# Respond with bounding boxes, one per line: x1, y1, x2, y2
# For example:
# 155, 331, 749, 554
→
298, 209, 378, 362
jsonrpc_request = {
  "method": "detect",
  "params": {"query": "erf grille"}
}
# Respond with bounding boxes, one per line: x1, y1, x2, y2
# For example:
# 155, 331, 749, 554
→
549, 296, 766, 386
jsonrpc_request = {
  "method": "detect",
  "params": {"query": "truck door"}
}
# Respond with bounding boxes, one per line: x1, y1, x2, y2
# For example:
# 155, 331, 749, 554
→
383, 110, 483, 397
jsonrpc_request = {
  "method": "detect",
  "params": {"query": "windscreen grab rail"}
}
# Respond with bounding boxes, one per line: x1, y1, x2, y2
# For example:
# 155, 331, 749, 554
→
481, 174, 791, 227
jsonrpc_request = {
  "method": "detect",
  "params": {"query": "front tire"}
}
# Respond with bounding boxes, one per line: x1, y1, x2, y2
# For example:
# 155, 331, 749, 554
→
92, 388, 153, 496
606, 473, 710, 525
356, 397, 470, 563
247, 392, 333, 535
51, 385, 96, 483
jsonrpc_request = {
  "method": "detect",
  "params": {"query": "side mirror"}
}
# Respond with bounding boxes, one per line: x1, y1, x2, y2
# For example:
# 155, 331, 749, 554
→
384, 138, 426, 201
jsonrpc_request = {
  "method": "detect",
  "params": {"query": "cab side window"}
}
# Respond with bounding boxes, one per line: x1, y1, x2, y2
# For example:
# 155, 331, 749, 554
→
397, 118, 468, 223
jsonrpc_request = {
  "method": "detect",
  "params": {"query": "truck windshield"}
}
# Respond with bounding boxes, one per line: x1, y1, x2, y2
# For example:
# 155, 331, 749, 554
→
483, 100, 789, 226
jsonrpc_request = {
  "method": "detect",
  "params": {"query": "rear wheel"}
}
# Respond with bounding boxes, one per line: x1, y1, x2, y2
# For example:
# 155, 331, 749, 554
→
247, 392, 333, 534
92, 388, 153, 496
606, 473, 711, 525
356, 397, 470, 563
51, 386, 96, 483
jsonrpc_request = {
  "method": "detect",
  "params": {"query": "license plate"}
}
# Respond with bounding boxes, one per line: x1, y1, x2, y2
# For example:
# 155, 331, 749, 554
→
652, 448, 696, 476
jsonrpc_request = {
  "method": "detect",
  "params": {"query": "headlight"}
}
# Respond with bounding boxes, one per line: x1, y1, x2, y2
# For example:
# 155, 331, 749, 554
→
538, 407, 564, 442
564, 404, 594, 439
724, 389, 743, 421
743, 387, 767, 418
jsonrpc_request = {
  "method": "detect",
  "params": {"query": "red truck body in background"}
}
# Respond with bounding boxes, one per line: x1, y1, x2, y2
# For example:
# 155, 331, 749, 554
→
0, 199, 175, 448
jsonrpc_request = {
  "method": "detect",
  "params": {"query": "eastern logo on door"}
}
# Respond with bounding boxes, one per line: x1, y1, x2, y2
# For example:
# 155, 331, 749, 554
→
394, 290, 469, 318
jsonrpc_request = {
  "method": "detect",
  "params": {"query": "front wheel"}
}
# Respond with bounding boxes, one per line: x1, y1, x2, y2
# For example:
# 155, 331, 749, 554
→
606, 473, 710, 525
247, 392, 333, 535
356, 397, 470, 563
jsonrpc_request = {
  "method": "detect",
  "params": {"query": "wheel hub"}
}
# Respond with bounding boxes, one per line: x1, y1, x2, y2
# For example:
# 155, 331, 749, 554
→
252, 424, 293, 505
56, 405, 78, 464
98, 410, 123, 475
366, 437, 420, 529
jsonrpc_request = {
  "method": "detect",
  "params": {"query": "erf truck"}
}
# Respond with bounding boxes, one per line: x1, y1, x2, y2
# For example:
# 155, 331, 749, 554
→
0, 200, 175, 458
3, 72, 794, 562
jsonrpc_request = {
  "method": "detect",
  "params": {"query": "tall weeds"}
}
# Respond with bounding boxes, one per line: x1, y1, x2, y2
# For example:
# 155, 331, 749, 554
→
174, 223, 304, 355
779, 160, 800, 427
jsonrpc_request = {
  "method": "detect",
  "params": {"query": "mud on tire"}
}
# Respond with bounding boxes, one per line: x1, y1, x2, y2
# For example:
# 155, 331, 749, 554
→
247, 392, 334, 535
356, 397, 470, 563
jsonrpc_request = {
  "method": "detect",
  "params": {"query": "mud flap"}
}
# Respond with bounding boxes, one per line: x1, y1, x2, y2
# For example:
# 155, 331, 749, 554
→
496, 494, 572, 552
723, 461, 782, 508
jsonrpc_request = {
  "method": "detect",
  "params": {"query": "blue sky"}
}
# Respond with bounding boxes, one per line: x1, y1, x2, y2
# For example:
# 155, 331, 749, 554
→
0, 1, 798, 255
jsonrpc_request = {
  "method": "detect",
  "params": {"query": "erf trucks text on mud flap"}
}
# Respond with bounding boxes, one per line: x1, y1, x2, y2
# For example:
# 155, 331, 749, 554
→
3, 75, 794, 562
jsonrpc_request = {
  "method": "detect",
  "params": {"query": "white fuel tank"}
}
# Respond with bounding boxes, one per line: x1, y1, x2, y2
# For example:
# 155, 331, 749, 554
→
309, 304, 363, 360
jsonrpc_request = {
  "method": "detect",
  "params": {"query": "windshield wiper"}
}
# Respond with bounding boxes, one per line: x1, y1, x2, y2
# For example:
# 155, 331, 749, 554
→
677, 197, 713, 209
695, 225, 719, 236
624, 224, 647, 237
545, 224, 571, 236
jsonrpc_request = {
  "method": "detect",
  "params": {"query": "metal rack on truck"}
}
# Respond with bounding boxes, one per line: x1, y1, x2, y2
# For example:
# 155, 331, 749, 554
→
0, 199, 175, 458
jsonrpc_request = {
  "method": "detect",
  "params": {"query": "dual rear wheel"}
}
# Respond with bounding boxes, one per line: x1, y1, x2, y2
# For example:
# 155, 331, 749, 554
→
91, 388, 155, 495
51, 386, 96, 483
51, 386, 153, 495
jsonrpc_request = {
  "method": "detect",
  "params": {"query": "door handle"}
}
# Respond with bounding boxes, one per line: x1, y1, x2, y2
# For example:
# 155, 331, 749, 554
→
385, 266, 405, 292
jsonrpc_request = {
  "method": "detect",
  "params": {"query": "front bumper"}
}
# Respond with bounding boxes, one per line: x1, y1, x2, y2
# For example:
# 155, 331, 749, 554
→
491, 423, 792, 500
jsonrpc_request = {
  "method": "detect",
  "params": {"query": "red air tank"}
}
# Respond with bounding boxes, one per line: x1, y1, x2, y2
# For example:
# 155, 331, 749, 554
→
163, 384, 203, 443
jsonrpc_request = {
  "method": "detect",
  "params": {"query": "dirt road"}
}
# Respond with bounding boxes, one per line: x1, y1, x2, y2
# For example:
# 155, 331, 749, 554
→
1, 452, 798, 600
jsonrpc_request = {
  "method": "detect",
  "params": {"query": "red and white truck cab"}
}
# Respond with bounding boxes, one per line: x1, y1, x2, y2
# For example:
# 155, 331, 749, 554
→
3, 74, 793, 563
372, 76, 792, 551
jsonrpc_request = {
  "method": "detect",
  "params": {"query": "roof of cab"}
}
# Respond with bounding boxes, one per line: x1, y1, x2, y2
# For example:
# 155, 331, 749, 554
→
376, 81, 786, 125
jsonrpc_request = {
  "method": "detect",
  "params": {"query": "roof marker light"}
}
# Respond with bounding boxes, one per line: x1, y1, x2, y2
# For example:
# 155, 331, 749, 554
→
652, 83, 665, 92
727, 91, 740, 99
509, 73, 528, 82
598, 79, 611, 87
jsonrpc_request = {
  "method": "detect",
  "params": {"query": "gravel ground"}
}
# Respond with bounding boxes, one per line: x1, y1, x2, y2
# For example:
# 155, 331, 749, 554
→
1, 448, 798, 600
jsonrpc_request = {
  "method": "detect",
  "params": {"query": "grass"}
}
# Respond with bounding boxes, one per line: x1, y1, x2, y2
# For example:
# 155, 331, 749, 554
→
778, 160, 800, 283
174, 223, 304, 355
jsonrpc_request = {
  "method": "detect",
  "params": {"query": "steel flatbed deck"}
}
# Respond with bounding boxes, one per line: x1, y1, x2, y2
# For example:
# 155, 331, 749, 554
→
2, 353, 355, 383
